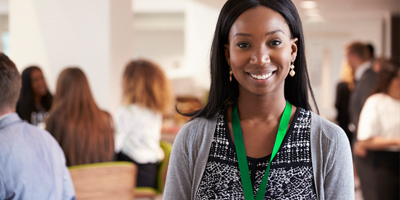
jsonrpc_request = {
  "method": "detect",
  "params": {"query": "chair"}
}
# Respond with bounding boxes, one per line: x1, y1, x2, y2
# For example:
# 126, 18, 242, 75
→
69, 161, 137, 200
134, 141, 173, 199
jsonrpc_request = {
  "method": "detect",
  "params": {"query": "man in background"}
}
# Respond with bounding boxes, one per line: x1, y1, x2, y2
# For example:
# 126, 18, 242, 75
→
346, 42, 378, 144
366, 43, 375, 63
0, 53, 75, 200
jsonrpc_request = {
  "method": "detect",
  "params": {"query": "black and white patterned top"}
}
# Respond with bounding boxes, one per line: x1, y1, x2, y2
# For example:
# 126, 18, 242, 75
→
195, 107, 318, 200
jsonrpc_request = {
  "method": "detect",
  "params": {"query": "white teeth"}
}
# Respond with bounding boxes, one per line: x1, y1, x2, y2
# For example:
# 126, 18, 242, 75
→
251, 72, 273, 80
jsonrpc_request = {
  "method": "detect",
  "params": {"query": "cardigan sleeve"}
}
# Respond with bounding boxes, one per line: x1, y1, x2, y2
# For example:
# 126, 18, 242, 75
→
163, 123, 193, 200
311, 112, 354, 200
163, 116, 217, 200
323, 120, 354, 200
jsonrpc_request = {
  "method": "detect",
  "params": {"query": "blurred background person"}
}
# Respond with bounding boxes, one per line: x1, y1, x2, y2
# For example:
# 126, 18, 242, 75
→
347, 42, 378, 143
46, 67, 114, 166
0, 53, 75, 200
16, 66, 53, 126
354, 59, 400, 200
372, 57, 386, 73
335, 61, 354, 146
114, 59, 173, 188
366, 43, 375, 63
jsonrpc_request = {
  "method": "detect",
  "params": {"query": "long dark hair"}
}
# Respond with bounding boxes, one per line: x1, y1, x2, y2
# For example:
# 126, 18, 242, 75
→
16, 66, 53, 123
46, 67, 114, 166
182, 0, 318, 119
372, 60, 400, 95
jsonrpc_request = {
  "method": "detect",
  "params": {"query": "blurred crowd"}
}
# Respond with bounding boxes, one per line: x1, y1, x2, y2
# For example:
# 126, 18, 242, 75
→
0, 54, 173, 199
335, 42, 399, 200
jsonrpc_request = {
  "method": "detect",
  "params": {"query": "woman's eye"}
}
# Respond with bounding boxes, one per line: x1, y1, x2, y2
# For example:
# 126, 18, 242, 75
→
270, 40, 282, 46
237, 43, 250, 48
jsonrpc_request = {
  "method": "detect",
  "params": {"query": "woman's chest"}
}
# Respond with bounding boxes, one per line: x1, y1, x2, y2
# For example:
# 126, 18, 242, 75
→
195, 109, 317, 200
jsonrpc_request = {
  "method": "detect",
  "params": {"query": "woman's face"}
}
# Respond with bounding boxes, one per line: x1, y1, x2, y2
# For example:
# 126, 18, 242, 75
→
224, 6, 297, 97
30, 69, 48, 97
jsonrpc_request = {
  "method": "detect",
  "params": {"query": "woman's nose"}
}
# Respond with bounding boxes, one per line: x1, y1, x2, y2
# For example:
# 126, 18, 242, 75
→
249, 48, 270, 65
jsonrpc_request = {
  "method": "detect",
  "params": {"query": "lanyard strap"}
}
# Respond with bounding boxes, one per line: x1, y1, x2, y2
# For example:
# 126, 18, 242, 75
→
232, 101, 292, 200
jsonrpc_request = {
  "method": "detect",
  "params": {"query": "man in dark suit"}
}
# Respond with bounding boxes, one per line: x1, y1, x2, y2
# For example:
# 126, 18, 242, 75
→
346, 42, 377, 144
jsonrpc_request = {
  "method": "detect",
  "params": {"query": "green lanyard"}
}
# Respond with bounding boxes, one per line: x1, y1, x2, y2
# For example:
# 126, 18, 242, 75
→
231, 101, 292, 200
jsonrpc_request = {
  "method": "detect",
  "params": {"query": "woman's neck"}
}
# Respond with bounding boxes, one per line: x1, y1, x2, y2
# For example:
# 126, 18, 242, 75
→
236, 92, 286, 121
388, 89, 400, 100
33, 95, 43, 108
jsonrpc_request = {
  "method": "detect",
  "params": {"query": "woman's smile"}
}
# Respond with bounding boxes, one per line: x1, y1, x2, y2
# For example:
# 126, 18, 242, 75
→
249, 71, 273, 80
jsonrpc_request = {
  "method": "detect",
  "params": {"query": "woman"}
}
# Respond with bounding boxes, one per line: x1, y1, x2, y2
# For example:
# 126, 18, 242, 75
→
354, 60, 400, 200
115, 59, 173, 188
16, 66, 53, 124
335, 62, 354, 146
46, 67, 114, 166
163, 0, 354, 199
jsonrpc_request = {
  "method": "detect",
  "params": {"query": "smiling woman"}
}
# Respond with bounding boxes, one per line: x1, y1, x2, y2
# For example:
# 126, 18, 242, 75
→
164, 0, 354, 199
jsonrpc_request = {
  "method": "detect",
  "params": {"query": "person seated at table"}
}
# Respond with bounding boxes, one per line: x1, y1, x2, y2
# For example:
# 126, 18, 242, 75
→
16, 66, 53, 125
114, 59, 173, 188
46, 67, 114, 166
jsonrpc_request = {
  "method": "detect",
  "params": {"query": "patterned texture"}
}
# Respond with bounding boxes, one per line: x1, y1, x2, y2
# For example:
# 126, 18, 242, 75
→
195, 108, 317, 200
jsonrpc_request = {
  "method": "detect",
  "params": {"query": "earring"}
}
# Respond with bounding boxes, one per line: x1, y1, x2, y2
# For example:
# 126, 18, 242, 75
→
229, 68, 233, 82
289, 62, 295, 77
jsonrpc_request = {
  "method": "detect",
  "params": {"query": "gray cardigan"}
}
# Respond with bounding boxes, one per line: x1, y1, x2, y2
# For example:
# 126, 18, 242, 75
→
163, 112, 354, 200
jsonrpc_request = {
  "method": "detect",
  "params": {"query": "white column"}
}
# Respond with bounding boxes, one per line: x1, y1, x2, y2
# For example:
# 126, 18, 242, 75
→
184, 0, 220, 92
9, 0, 133, 115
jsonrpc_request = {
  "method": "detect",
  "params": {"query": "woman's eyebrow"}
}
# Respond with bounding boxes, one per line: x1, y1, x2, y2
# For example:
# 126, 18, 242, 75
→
233, 33, 251, 38
265, 29, 284, 36
233, 29, 284, 38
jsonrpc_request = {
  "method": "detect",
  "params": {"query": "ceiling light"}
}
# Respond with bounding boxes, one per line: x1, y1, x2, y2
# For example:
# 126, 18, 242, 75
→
305, 9, 320, 16
301, 1, 318, 9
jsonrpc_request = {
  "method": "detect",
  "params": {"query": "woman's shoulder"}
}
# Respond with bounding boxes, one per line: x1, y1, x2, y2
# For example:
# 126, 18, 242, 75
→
309, 111, 347, 143
178, 116, 218, 137
308, 111, 351, 163
363, 93, 397, 110
367, 93, 399, 105
336, 81, 349, 90
174, 115, 219, 148
294, 107, 343, 136
117, 103, 159, 114
101, 110, 112, 120
368, 93, 388, 101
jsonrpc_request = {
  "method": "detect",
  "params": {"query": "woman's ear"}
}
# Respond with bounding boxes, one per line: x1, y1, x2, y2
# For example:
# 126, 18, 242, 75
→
291, 38, 298, 62
224, 44, 231, 66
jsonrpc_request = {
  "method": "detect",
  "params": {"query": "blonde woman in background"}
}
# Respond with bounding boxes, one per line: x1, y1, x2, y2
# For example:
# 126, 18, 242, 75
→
335, 61, 354, 147
115, 59, 173, 188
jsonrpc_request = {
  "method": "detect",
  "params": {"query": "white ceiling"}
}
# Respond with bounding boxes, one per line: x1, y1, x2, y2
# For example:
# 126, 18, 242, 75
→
0, 0, 398, 19
194, 0, 400, 20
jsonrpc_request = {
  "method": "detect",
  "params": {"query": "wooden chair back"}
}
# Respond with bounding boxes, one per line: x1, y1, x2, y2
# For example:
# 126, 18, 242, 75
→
69, 162, 137, 200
